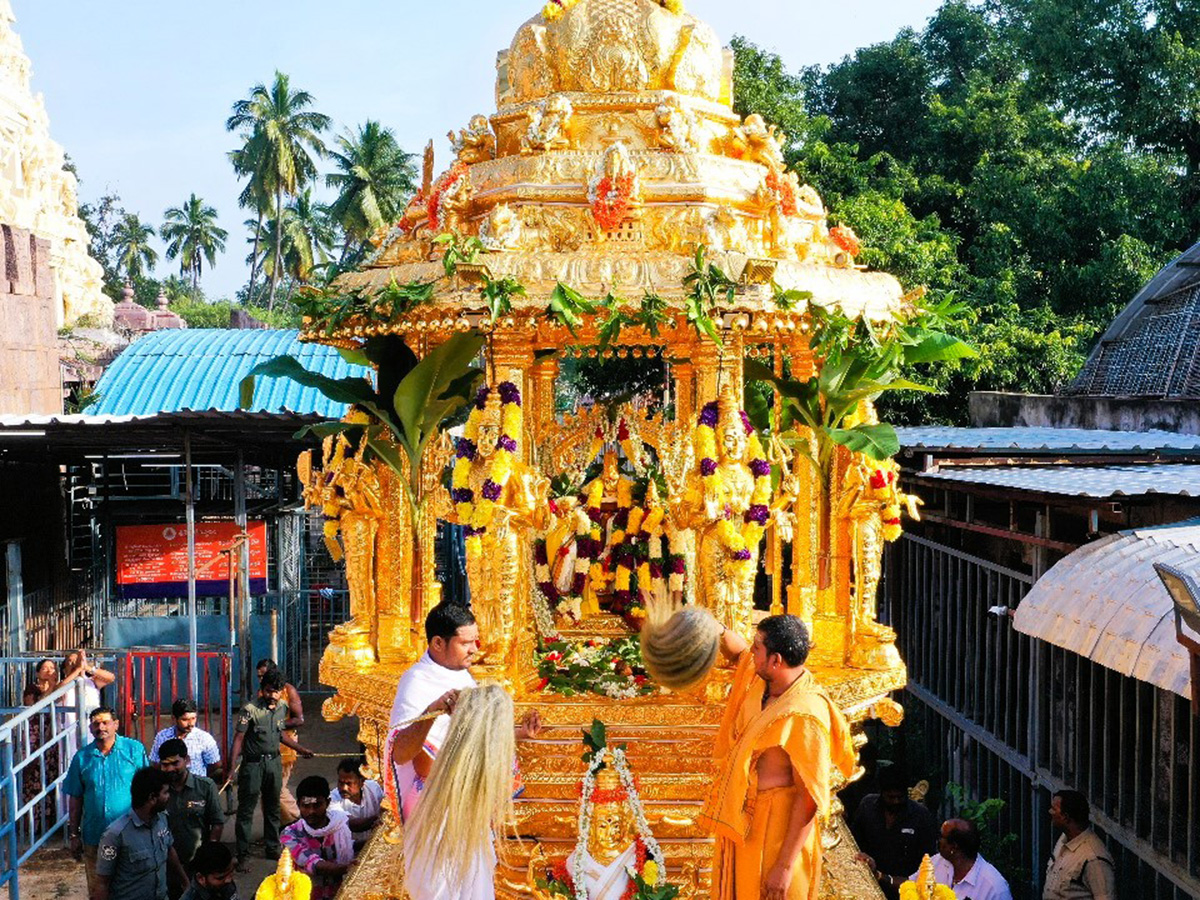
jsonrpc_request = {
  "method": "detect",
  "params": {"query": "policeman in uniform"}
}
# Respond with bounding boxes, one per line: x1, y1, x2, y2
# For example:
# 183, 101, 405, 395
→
224, 668, 314, 870
94, 766, 188, 900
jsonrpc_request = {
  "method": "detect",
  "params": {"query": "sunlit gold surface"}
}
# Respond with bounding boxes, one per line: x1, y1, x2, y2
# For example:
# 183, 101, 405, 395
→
310, 2, 913, 897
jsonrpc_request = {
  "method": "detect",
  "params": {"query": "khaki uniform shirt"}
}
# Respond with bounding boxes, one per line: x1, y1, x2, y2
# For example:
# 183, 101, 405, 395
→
236, 698, 287, 759
1043, 829, 1115, 900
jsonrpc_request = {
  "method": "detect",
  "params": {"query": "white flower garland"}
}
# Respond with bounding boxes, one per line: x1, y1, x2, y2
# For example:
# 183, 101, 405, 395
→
570, 747, 667, 900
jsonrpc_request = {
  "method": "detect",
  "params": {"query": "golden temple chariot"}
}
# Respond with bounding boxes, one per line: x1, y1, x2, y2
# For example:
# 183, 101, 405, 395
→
301, 2, 919, 897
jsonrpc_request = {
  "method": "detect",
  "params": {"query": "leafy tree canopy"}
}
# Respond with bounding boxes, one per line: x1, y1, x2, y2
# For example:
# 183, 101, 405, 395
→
732, 0, 1195, 423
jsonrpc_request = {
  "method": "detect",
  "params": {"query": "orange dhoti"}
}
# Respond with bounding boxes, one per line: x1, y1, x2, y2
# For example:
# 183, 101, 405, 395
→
713, 785, 822, 900
701, 652, 857, 900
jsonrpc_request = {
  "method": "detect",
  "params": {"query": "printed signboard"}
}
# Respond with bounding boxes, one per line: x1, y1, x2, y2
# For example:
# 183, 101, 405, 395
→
115, 521, 267, 599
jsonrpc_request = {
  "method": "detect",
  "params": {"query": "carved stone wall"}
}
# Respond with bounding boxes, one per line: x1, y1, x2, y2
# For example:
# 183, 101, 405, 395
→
0, 223, 59, 414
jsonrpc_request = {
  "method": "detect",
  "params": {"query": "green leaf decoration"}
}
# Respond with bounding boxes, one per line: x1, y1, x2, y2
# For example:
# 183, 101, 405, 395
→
827, 423, 901, 460
903, 331, 979, 365
389, 332, 485, 493
239, 355, 377, 411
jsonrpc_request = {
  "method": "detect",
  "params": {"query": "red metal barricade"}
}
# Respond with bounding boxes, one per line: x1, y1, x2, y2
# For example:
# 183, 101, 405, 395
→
119, 649, 233, 757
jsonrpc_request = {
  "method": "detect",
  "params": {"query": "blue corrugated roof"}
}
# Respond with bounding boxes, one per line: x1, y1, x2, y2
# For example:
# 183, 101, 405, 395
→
88, 329, 373, 417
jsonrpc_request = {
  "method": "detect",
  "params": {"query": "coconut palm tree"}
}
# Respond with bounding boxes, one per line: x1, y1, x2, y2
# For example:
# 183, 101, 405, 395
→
111, 213, 158, 282
326, 121, 417, 257
230, 140, 274, 304
226, 71, 330, 309
161, 194, 229, 293
286, 189, 336, 280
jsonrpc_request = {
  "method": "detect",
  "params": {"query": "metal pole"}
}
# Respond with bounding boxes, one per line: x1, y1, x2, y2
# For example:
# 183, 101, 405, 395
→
3, 735, 19, 900
185, 432, 198, 701
5, 541, 24, 657
233, 452, 251, 705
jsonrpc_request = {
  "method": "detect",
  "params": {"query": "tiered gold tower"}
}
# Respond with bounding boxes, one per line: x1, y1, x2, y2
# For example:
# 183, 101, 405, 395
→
309, 2, 912, 897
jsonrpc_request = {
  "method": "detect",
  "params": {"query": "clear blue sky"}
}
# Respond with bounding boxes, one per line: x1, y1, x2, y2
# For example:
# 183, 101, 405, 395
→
13, 0, 943, 300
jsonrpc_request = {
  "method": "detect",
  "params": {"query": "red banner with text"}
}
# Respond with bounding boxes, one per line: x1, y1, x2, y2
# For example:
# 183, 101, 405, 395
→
115, 521, 268, 599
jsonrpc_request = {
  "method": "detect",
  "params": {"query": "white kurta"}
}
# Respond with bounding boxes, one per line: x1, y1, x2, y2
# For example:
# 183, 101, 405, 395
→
568, 843, 638, 900
387, 652, 477, 821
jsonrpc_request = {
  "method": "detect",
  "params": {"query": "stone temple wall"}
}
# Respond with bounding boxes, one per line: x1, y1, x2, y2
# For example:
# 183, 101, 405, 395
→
0, 223, 59, 414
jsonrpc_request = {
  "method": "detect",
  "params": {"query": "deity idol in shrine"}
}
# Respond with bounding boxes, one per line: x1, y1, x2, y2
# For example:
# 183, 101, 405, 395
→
672, 385, 795, 636
447, 384, 551, 667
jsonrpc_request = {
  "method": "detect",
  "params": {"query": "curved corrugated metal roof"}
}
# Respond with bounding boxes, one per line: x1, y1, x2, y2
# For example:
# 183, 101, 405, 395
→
922, 463, 1200, 498
1013, 518, 1200, 698
896, 426, 1200, 453
87, 329, 372, 417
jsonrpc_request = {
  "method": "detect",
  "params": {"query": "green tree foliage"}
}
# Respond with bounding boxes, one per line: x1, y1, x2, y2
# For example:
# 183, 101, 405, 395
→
326, 121, 418, 261
226, 71, 331, 310
111, 213, 158, 283
161, 194, 228, 292
732, 0, 1193, 422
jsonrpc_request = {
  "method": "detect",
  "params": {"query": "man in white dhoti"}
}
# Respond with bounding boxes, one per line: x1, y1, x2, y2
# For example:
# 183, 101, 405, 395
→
386, 602, 480, 821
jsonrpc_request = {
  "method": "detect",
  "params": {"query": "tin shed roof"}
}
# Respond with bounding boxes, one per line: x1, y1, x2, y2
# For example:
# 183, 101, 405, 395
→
896, 426, 1200, 454
921, 464, 1200, 498
1013, 519, 1200, 698
87, 329, 371, 418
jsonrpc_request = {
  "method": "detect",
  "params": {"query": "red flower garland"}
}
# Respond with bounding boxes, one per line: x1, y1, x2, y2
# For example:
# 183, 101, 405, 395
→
591, 172, 635, 231
765, 169, 799, 217
397, 190, 426, 234
427, 162, 468, 232
830, 226, 861, 256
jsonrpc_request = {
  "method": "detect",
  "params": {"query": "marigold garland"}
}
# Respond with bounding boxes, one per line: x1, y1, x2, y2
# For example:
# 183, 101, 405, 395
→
693, 401, 773, 579
451, 382, 523, 560
396, 190, 426, 235
589, 172, 636, 232
830, 225, 861, 256
541, 0, 579, 21
765, 169, 799, 218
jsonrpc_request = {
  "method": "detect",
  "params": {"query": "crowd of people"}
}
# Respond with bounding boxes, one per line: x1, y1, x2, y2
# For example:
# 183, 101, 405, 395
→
28, 621, 1118, 900
31, 654, 382, 900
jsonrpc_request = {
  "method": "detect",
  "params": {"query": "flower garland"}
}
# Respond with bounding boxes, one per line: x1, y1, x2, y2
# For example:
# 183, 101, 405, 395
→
830, 225, 861, 257
396, 189, 426, 235
693, 402, 773, 580
426, 161, 469, 233
537, 746, 671, 900
451, 381, 522, 559
588, 171, 636, 232
765, 169, 799, 218
534, 636, 654, 699
534, 501, 598, 622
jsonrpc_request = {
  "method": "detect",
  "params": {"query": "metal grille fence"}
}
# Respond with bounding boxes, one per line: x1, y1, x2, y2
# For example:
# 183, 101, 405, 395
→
882, 533, 1200, 900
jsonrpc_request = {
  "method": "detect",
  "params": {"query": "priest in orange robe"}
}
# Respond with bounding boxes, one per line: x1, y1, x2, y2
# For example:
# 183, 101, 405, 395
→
699, 615, 857, 900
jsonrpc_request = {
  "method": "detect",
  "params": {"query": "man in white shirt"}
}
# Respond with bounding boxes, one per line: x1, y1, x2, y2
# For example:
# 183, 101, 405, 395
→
913, 818, 1013, 900
328, 757, 384, 851
149, 699, 222, 779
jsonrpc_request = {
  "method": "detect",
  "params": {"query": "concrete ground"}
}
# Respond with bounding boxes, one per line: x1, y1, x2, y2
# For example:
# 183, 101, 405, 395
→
17, 693, 363, 900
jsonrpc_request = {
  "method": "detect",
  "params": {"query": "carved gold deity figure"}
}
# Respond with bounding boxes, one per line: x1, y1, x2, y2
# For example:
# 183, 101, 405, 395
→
447, 391, 550, 668
673, 386, 795, 637
732, 112, 786, 169
522, 94, 574, 154
449, 114, 497, 164
580, 449, 636, 605
300, 430, 383, 658
568, 764, 638, 900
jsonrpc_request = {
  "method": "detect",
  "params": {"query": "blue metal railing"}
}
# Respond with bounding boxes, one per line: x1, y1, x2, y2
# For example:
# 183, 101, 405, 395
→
0, 679, 89, 900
